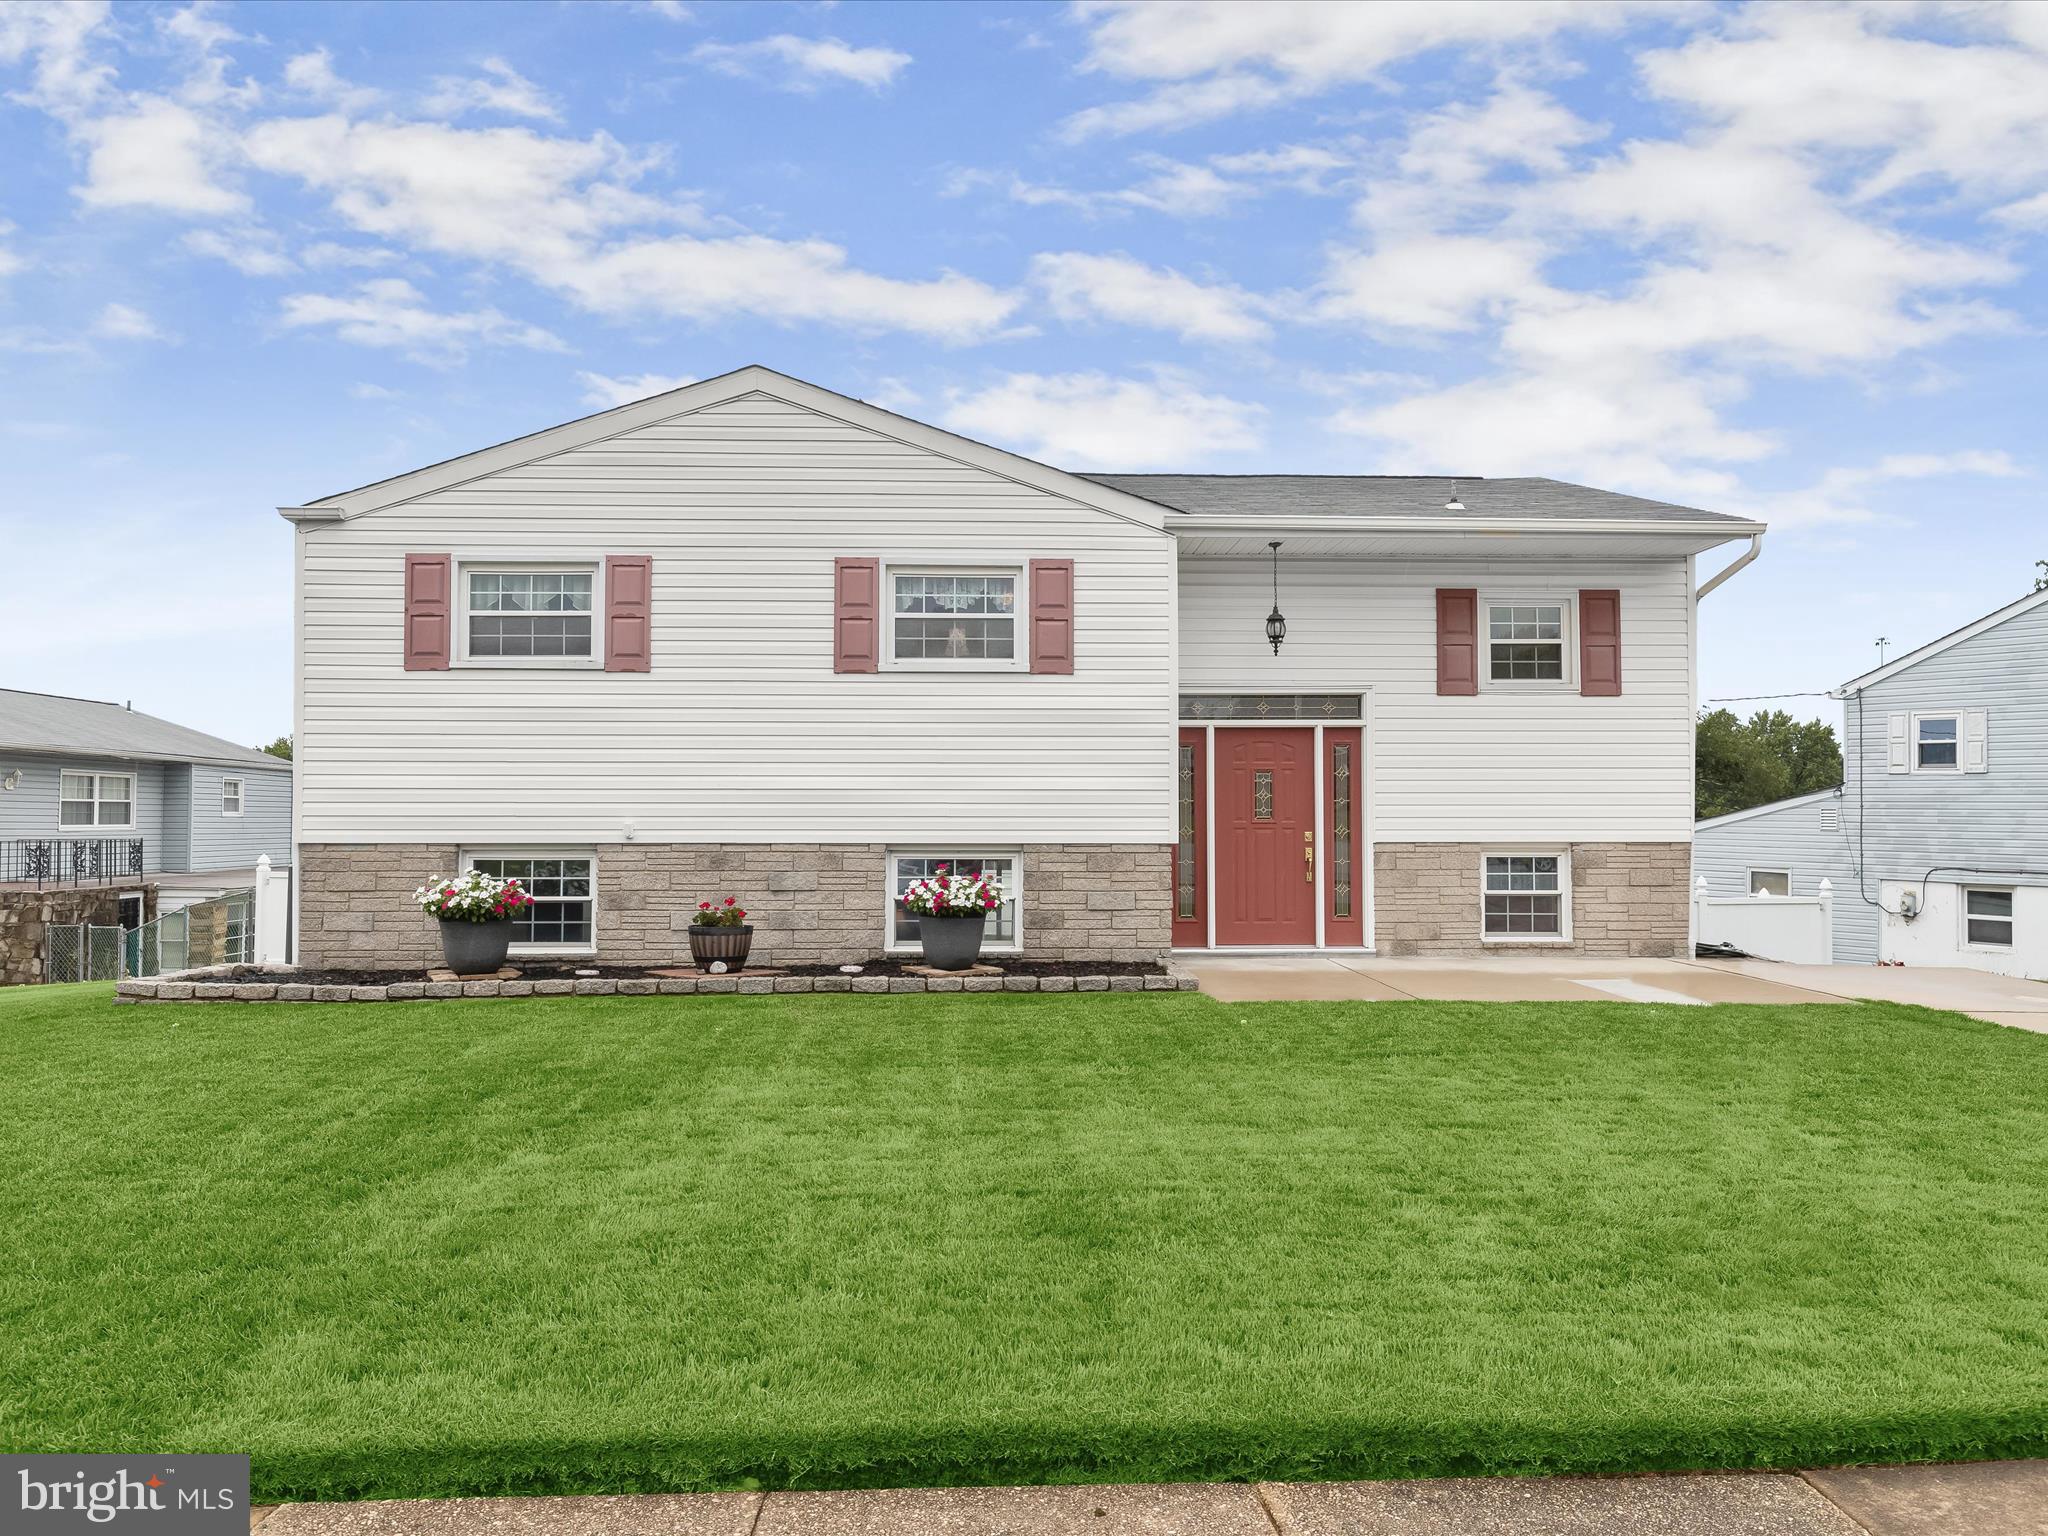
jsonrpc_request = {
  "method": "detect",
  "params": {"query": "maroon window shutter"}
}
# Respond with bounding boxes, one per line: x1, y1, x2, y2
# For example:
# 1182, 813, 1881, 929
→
1435, 588, 1478, 696
1029, 559, 1075, 675
605, 555, 653, 672
1579, 589, 1621, 696
403, 554, 451, 671
834, 558, 880, 673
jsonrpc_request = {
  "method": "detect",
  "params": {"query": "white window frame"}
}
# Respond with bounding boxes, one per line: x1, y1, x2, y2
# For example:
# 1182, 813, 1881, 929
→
460, 847, 598, 956
1962, 886, 2015, 950
456, 560, 603, 671
1479, 848, 1572, 944
885, 849, 1023, 954
1912, 710, 1962, 774
882, 564, 1027, 673
221, 777, 244, 817
1481, 596, 1575, 690
1747, 868, 1792, 897
59, 767, 136, 831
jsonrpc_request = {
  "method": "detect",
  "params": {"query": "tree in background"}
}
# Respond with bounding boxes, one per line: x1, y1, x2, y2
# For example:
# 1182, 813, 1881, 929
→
1696, 709, 1842, 820
260, 735, 292, 761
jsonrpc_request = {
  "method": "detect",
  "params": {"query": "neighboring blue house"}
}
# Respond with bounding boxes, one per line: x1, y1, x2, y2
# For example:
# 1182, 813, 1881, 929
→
1695, 586, 2048, 979
0, 688, 291, 918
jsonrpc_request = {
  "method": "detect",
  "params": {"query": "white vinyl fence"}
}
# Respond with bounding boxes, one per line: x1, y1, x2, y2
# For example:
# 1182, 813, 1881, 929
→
38, 857, 290, 983
1694, 875, 1835, 965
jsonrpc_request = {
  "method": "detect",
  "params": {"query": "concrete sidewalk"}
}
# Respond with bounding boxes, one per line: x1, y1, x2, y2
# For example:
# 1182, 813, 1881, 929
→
250, 1461, 2048, 1534
1180, 952, 2048, 1029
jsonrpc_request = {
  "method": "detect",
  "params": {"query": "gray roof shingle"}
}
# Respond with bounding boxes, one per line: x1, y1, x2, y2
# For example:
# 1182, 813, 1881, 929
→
1080, 474, 1754, 524
0, 690, 286, 768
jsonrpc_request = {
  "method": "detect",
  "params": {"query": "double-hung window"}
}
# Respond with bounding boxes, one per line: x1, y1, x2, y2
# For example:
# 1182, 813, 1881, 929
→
1964, 888, 2014, 948
60, 770, 135, 829
1487, 602, 1568, 683
888, 852, 1019, 951
889, 569, 1020, 667
1482, 853, 1567, 939
463, 567, 596, 664
1914, 713, 1959, 771
465, 852, 596, 952
221, 778, 244, 816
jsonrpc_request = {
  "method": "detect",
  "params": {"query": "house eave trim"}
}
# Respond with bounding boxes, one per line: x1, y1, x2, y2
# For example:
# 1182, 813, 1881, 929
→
1166, 514, 1767, 539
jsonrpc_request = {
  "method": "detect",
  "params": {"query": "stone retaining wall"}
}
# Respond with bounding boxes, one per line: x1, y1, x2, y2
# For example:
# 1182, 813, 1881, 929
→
1, 884, 157, 986
115, 963, 1199, 1003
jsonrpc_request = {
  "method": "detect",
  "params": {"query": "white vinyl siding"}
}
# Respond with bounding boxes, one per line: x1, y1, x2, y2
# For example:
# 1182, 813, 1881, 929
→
1693, 791, 1875, 966
297, 391, 1175, 845
1180, 559, 1694, 841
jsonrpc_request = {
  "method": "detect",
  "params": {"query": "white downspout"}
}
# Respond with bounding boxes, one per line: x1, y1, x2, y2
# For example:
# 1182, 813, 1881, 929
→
1695, 533, 1762, 600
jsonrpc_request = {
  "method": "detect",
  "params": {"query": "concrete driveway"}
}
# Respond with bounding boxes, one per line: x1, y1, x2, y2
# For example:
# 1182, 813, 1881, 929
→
1179, 953, 2048, 1029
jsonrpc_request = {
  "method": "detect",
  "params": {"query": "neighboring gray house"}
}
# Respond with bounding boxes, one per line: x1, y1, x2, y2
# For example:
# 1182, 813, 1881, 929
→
1695, 587, 2048, 979
0, 689, 292, 915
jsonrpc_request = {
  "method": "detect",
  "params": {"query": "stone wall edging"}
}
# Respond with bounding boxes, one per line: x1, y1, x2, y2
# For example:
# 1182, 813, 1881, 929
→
114, 965, 1200, 1003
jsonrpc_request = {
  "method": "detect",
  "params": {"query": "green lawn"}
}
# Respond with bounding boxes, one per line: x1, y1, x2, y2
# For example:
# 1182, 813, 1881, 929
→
4, 984, 2047, 1499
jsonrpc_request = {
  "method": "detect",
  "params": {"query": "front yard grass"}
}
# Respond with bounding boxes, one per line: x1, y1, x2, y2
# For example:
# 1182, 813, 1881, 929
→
3, 984, 2047, 1499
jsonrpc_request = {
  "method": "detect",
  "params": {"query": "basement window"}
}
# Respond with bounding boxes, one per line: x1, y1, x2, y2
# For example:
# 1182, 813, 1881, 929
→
1482, 853, 1569, 941
1964, 888, 2014, 948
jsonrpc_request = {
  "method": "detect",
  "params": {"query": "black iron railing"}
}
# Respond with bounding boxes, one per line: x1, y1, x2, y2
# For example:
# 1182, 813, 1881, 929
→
1, 837, 146, 887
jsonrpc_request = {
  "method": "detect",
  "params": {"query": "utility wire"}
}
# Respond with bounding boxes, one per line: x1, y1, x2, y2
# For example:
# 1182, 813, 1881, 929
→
1704, 690, 1835, 702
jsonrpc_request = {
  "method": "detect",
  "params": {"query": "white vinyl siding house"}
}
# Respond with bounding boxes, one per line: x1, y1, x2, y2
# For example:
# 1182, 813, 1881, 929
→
283, 366, 1764, 966
1178, 559, 1695, 845
294, 390, 1175, 849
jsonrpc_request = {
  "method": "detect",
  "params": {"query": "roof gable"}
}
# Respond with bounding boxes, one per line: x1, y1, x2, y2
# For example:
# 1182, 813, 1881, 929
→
1695, 787, 1842, 831
1834, 586, 2048, 695
281, 365, 1171, 534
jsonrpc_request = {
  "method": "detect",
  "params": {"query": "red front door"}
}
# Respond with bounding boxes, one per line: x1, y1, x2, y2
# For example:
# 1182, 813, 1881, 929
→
1214, 728, 1317, 946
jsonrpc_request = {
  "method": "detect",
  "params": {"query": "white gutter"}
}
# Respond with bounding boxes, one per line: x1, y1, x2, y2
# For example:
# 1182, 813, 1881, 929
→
1695, 533, 1763, 600
1169, 513, 1767, 538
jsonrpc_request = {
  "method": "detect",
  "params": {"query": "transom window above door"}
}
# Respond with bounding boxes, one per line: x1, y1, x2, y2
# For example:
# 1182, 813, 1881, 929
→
889, 569, 1019, 666
464, 568, 595, 662
1488, 603, 1567, 682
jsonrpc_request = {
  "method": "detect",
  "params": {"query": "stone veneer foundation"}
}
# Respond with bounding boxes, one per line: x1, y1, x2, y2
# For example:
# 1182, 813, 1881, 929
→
297, 843, 1174, 969
1372, 842, 1691, 958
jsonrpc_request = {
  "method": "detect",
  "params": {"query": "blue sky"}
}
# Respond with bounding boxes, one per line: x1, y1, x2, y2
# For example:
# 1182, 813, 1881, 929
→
3, 1, 2044, 746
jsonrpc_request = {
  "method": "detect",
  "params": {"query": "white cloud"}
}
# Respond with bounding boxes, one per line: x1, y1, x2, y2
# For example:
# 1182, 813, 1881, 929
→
423, 58, 562, 122
1320, 235, 1547, 333
244, 115, 1020, 342
0, 1, 117, 118
75, 96, 245, 214
277, 278, 565, 363
576, 370, 697, 408
943, 370, 1264, 469
157, 2, 259, 109
1060, 0, 1656, 138
693, 34, 910, 92
1031, 251, 1271, 342
300, 241, 402, 268
349, 381, 402, 400
1733, 450, 2029, 530
948, 143, 1349, 220
91, 301, 166, 340
282, 48, 384, 112
182, 226, 294, 275
645, 1, 693, 19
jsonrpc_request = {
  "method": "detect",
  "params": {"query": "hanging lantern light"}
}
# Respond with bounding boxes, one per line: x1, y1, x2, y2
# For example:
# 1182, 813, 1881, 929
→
1265, 540, 1287, 655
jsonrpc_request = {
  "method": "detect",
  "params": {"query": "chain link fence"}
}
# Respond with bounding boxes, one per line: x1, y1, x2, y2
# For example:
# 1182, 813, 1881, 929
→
40, 888, 251, 982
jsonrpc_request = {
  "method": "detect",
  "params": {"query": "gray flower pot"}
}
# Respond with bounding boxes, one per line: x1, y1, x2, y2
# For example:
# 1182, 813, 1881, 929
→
916, 911, 988, 971
439, 919, 513, 975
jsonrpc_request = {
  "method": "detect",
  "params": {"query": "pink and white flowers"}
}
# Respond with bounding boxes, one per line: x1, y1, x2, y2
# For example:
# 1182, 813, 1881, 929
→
413, 869, 532, 924
899, 863, 1003, 920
